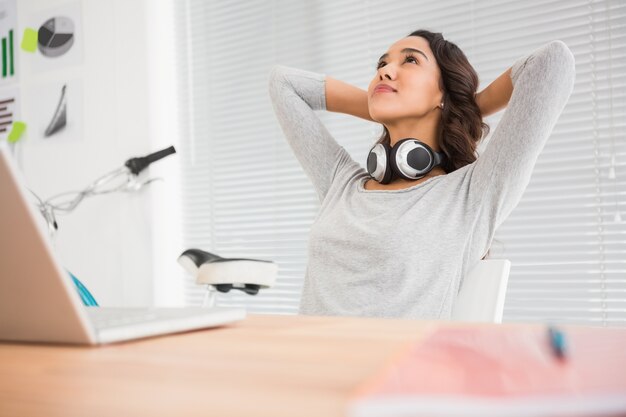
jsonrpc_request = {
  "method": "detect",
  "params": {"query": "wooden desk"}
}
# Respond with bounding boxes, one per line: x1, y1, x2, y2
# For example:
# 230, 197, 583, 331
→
0, 314, 542, 417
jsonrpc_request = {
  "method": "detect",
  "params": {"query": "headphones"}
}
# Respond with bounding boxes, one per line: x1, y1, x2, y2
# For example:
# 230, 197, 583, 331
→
366, 138, 447, 184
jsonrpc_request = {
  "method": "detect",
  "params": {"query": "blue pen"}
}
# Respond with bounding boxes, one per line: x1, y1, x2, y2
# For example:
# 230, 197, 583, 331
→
547, 325, 567, 360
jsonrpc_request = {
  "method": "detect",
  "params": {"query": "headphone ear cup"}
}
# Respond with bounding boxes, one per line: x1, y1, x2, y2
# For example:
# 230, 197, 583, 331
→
367, 143, 394, 184
391, 138, 442, 180
389, 139, 417, 181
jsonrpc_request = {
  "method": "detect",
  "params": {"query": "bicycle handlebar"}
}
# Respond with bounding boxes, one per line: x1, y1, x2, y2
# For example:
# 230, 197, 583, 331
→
124, 145, 176, 176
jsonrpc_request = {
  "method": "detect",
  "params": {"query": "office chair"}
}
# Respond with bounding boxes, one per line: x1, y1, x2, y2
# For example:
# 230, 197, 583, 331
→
451, 259, 511, 323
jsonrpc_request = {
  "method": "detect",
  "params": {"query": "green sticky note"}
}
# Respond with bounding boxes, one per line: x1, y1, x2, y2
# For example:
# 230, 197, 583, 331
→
21, 28, 38, 53
8, 121, 26, 143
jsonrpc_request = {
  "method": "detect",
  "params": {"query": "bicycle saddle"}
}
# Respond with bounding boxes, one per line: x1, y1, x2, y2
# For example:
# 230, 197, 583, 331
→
177, 248, 277, 295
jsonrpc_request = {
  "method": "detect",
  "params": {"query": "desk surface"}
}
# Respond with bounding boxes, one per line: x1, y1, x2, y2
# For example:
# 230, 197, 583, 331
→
0, 314, 550, 417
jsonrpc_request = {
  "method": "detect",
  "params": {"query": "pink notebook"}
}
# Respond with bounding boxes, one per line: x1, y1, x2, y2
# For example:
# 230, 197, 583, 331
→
348, 325, 626, 417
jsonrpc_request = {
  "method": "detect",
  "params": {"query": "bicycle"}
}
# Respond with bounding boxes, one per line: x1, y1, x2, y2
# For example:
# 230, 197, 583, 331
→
27, 146, 177, 305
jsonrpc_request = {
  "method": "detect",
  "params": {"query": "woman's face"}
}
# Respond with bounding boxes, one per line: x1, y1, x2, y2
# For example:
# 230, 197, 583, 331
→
368, 36, 443, 124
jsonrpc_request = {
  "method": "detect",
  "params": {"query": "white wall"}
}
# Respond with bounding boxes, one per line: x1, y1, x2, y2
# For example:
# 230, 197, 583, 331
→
145, 0, 184, 307
14, 0, 182, 306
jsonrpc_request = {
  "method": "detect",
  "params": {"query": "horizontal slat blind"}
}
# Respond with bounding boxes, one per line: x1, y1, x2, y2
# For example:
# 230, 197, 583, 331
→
172, 0, 625, 325
485, 0, 626, 327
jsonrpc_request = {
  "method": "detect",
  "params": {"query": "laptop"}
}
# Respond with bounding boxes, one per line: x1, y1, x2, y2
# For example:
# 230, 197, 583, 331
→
0, 146, 246, 345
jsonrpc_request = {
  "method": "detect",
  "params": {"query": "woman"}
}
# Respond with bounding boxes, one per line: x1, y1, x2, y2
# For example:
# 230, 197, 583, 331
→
268, 29, 575, 320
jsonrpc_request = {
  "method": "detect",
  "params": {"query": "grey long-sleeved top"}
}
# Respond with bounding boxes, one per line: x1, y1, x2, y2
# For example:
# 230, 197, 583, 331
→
268, 40, 575, 320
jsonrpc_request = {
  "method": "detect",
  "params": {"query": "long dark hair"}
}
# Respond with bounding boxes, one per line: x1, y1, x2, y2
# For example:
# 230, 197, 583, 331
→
374, 29, 498, 259
373, 29, 489, 172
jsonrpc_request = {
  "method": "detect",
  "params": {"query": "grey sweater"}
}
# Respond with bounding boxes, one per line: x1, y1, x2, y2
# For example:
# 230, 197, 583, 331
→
268, 40, 575, 320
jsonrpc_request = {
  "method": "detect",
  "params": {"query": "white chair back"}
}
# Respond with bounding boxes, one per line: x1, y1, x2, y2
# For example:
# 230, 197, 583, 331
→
451, 259, 511, 323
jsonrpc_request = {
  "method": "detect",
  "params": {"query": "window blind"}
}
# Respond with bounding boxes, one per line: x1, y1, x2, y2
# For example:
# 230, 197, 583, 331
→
171, 0, 625, 326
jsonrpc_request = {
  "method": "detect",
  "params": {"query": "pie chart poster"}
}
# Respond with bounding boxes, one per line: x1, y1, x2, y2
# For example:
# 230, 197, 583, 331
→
27, 2, 83, 72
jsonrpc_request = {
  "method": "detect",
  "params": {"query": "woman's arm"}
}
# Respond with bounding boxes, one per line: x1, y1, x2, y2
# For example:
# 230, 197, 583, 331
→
476, 67, 514, 118
325, 76, 375, 122
268, 65, 347, 202
467, 40, 575, 256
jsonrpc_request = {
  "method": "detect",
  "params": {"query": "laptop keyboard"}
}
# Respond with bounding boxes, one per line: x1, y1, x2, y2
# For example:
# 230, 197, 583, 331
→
86, 307, 211, 329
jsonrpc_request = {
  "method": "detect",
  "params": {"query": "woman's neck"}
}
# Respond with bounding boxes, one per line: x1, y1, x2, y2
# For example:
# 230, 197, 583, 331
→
385, 111, 442, 151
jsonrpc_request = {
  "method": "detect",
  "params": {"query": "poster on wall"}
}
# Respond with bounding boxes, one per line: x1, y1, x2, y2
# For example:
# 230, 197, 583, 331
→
0, 85, 20, 142
26, 1, 83, 72
0, 85, 24, 166
0, 0, 18, 85
23, 78, 82, 143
